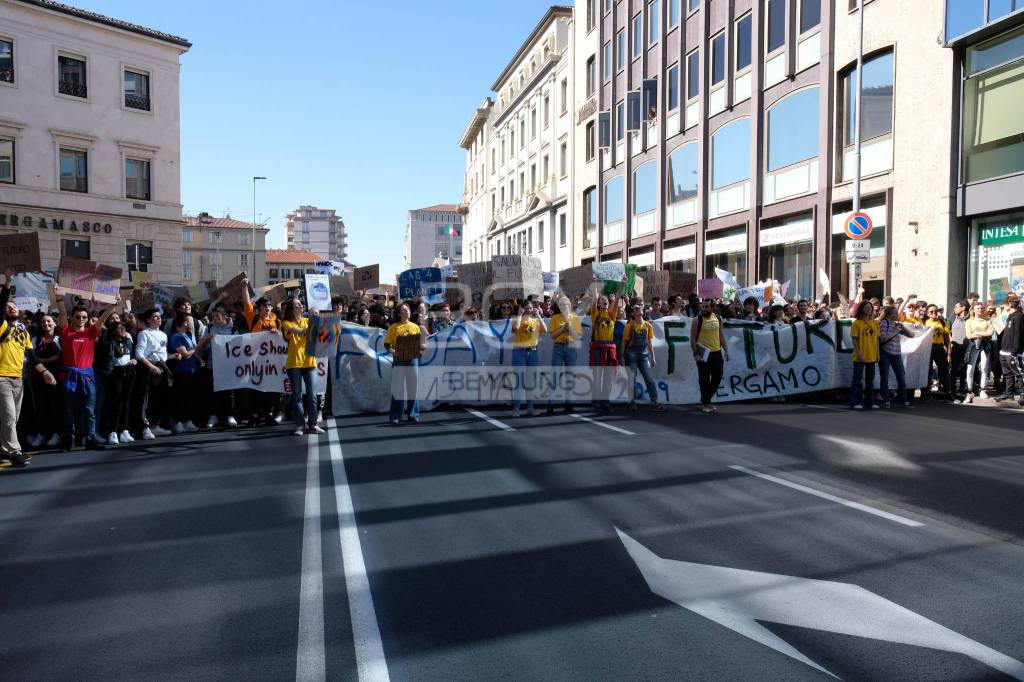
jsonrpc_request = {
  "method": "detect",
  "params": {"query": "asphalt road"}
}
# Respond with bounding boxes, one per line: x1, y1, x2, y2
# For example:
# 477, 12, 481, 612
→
2, 399, 1023, 681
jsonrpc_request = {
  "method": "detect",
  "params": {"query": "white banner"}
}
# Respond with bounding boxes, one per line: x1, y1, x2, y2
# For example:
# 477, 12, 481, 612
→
327, 319, 933, 415
212, 331, 328, 393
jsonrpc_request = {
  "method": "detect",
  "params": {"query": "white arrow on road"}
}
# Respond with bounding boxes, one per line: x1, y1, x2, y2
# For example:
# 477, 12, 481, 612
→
617, 529, 1024, 680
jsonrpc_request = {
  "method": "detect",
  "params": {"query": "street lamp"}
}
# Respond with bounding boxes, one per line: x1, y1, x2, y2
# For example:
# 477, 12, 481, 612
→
252, 176, 266, 284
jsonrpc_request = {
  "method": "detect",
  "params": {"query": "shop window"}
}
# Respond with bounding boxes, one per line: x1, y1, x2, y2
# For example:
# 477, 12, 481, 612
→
663, 237, 697, 273
711, 118, 751, 188
759, 215, 813, 297
972, 214, 1024, 304
767, 87, 820, 171
704, 228, 746, 285
963, 25, 1024, 183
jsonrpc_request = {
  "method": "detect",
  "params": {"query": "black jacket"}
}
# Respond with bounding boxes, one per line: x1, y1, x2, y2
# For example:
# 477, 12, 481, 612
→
1002, 310, 1024, 355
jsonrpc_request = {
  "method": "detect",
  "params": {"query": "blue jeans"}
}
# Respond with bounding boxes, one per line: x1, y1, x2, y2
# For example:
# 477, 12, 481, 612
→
389, 359, 420, 422
549, 344, 578, 405
850, 361, 877, 407
512, 347, 539, 410
63, 382, 98, 441
287, 367, 317, 428
878, 350, 907, 404
625, 349, 658, 404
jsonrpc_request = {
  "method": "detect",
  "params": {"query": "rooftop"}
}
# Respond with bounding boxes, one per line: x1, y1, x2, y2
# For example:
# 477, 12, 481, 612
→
184, 214, 268, 231
15, 0, 191, 48
266, 249, 321, 264
414, 204, 460, 213
491, 6, 571, 92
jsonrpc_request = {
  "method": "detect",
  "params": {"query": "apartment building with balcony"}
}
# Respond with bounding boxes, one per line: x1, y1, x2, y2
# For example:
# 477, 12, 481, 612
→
182, 213, 268, 286
284, 205, 347, 262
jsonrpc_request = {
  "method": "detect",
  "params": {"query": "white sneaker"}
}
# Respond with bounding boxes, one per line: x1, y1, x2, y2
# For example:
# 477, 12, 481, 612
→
273, 412, 284, 424
979, 391, 989, 399
46, 433, 61, 447
152, 426, 173, 436
205, 416, 218, 429
226, 416, 238, 427
142, 427, 156, 440
172, 422, 185, 434
293, 427, 305, 436
27, 434, 42, 447
120, 430, 134, 443
183, 421, 199, 433
107, 432, 119, 445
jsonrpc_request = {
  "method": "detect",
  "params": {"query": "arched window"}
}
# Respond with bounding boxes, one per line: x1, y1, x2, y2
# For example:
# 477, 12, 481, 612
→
767, 86, 820, 171
711, 118, 751, 189
633, 161, 657, 215
667, 143, 698, 204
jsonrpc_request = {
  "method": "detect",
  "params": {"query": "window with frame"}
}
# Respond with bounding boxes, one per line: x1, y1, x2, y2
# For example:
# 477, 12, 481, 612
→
240, 253, 249, 267
583, 187, 598, 248
531, 163, 537, 189
182, 250, 192, 266
587, 0, 596, 31
667, 142, 698, 204
531, 107, 538, 138
280, 268, 290, 278
543, 95, 550, 126
649, 0, 660, 45
632, 14, 643, 58
711, 118, 752, 188
125, 157, 151, 200
689, 0, 700, 11
766, 0, 786, 53
711, 32, 726, 86
543, 153, 550, 180
669, 0, 680, 27
686, 50, 700, 100
269, 268, 279, 279
182, 267, 192, 281
240, 232, 251, 246
124, 69, 150, 111
210, 231, 223, 244
0, 138, 12, 183
126, 241, 152, 272
520, 119, 526, 147
559, 213, 567, 247
736, 14, 752, 71
587, 55, 597, 96
182, 228, 193, 243
519, 171, 525, 195
963, 25, 1024, 182
603, 42, 612, 82
561, 78, 568, 113
0, 38, 13, 83
604, 176, 625, 242
842, 49, 894, 146
58, 54, 87, 97
62, 238, 90, 259
586, 121, 596, 160
633, 161, 657, 216
616, 30, 626, 70
799, 0, 820, 34
538, 220, 545, 251
59, 148, 87, 192
667, 63, 680, 110
616, 100, 626, 140
767, 86, 820, 171
560, 141, 568, 176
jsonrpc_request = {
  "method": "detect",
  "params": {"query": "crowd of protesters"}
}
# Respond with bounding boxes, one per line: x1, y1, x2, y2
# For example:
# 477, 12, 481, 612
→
3, 264, 1023, 467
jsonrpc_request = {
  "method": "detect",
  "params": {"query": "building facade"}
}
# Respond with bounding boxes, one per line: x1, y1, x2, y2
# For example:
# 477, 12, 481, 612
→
0, 0, 189, 282
405, 204, 463, 269
265, 248, 318, 286
182, 212, 268, 286
459, 5, 576, 274
285, 205, 347, 262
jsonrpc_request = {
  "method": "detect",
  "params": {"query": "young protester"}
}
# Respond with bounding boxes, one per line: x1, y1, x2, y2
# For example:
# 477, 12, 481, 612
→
241, 282, 284, 426
962, 302, 994, 402
462, 308, 480, 323
877, 305, 914, 408
384, 303, 427, 424
849, 302, 880, 410
168, 314, 202, 434
994, 296, 1023, 403
648, 297, 664, 320
133, 308, 173, 440
100, 320, 137, 444
163, 296, 206, 340
621, 303, 665, 412
665, 294, 685, 317
28, 314, 63, 447
589, 292, 619, 412
690, 298, 729, 413
546, 295, 582, 415
740, 297, 761, 322
0, 271, 57, 466
432, 304, 455, 335
923, 304, 952, 400
510, 299, 547, 417
281, 298, 324, 435
948, 301, 969, 400
198, 305, 239, 428
356, 307, 372, 327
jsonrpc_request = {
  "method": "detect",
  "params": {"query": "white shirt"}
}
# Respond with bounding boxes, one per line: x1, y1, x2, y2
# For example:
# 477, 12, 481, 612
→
135, 328, 168, 363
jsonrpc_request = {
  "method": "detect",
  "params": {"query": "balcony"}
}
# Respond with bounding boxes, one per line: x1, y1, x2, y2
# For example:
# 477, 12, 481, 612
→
125, 93, 151, 111
59, 80, 87, 98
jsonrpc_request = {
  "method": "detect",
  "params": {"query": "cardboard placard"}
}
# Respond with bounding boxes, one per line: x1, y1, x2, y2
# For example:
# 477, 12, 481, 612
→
491, 254, 543, 300
557, 264, 596, 298
258, 283, 287, 306
456, 262, 492, 309
354, 264, 379, 290
697, 278, 725, 300
0, 232, 42, 273
314, 260, 345, 276
57, 258, 98, 298
10, 272, 54, 302
92, 264, 123, 304
210, 272, 252, 309
130, 270, 152, 286
444, 278, 462, 308
398, 267, 444, 304
591, 262, 626, 283
187, 283, 210, 304
305, 273, 332, 311
640, 271, 670, 301
542, 271, 559, 292
330, 273, 355, 296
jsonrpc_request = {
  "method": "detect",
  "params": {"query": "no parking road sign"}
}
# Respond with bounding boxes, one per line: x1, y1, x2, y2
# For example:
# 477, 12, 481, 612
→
844, 211, 873, 239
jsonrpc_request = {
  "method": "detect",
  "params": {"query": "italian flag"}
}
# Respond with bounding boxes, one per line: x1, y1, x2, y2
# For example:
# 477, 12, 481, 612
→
442, 225, 460, 236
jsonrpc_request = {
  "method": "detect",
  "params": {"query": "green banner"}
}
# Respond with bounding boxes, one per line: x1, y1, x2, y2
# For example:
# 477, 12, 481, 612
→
979, 222, 1023, 247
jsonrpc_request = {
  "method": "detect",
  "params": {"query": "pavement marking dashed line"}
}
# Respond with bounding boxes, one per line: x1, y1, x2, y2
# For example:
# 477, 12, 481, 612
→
463, 407, 516, 431
570, 413, 637, 435
296, 435, 326, 682
328, 419, 390, 682
729, 464, 925, 528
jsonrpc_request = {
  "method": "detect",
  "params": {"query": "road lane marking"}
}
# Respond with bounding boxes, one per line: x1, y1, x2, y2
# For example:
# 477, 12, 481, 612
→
296, 436, 326, 682
328, 419, 391, 682
618, 529, 1024, 680
463, 407, 515, 431
571, 413, 636, 436
728, 465, 924, 527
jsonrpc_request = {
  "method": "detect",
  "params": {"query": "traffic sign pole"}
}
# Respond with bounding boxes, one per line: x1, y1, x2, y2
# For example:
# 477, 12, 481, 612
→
850, 0, 865, 299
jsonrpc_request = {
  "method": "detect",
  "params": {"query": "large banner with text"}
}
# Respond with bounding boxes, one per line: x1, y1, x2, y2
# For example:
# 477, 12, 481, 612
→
211, 331, 328, 393
325, 318, 934, 415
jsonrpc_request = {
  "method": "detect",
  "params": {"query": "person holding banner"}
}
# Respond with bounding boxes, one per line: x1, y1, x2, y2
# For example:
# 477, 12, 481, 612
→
690, 299, 729, 414
168, 315, 202, 434
877, 306, 914, 408
281, 299, 325, 436
241, 283, 284, 425
849, 302, 880, 410
384, 303, 427, 424
546, 296, 581, 415
510, 299, 548, 417
199, 305, 239, 429
923, 305, 952, 401
622, 304, 665, 412
590, 293, 619, 412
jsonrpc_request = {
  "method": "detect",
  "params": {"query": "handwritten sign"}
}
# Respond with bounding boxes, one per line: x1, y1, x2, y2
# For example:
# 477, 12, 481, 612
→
211, 331, 327, 393
314, 260, 345, 276
57, 258, 98, 298
92, 264, 123, 303
543, 271, 559, 292
354, 264, 379, 290
305, 273, 332, 311
398, 267, 444, 304
491, 254, 543, 299
210, 272, 252, 309
457, 262, 492, 308
697, 278, 724, 300
0, 233, 41, 273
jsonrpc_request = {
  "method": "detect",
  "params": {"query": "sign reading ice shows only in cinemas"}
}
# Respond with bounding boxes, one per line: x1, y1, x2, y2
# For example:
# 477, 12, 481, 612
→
0, 213, 113, 234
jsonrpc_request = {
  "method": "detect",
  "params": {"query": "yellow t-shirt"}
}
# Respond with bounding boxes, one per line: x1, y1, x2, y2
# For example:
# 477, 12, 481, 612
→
697, 315, 722, 352
512, 317, 541, 348
384, 321, 423, 346
591, 310, 616, 343
282, 319, 317, 369
549, 313, 582, 344
899, 314, 917, 324
0, 321, 32, 378
965, 318, 991, 337
622, 320, 654, 349
925, 319, 949, 345
851, 319, 880, 363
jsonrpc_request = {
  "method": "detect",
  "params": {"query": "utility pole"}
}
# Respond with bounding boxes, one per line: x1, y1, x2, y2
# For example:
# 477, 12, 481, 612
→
253, 176, 266, 284
850, 0, 865, 298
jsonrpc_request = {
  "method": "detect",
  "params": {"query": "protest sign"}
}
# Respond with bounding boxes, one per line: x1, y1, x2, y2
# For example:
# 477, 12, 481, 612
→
148, 284, 181, 307
491, 254, 543, 299
327, 319, 934, 416
210, 272, 251, 308
314, 260, 345, 276
697, 278, 724, 300
57, 258, 97, 298
211, 331, 327, 393
543, 272, 559, 292
187, 283, 210, 304
439, 264, 455, 279
456, 262, 492, 309
131, 288, 155, 311
259, 283, 287, 305
354, 264, 379, 290
305, 273, 332, 311
130, 270, 152, 286
736, 282, 775, 307
92, 265, 123, 304
591, 262, 626, 282
558, 264, 595, 298
330, 273, 355, 297
602, 263, 638, 296
398, 267, 444, 304
0, 233, 41, 273
640, 271, 670, 300
13, 297, 44, 311
10, 272, 54, 303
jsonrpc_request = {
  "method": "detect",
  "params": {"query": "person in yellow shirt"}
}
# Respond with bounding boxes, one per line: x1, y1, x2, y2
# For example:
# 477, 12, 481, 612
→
510, 300, 548, 417
547, 295, 582, 415
849, 302, 880, 409
384, 303, 428, 424
690, 298, 729, 413
281, 299, 324, 436
621, 303, 665, 412
589, 292, 618, 412
923, 304, 952, 400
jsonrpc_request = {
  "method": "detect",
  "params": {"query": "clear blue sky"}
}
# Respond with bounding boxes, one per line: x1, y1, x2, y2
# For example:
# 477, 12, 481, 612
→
78, 0, 559, 281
